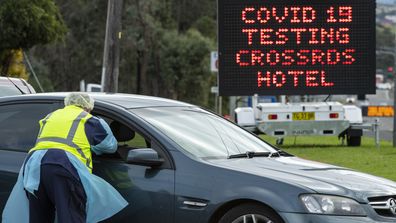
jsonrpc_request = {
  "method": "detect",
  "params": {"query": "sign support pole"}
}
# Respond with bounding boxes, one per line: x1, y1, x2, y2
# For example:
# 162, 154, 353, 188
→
219, 96, 223, 115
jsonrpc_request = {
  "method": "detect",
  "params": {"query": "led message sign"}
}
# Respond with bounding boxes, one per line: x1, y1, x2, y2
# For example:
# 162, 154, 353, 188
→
218, 0, 376, 96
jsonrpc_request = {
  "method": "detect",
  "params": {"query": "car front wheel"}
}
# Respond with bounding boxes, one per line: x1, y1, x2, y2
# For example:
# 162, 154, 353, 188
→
218, 203, 284, 223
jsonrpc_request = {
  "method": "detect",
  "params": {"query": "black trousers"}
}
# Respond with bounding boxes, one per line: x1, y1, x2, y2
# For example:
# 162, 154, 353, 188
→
27, 164, 87, 223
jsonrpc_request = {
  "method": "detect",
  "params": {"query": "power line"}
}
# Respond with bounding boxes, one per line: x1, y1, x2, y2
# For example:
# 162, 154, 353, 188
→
23, 51, 44, 92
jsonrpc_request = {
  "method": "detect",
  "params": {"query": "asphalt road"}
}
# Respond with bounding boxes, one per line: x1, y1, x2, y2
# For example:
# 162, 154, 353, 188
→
364, 88, 394, 142
363, 117, 393, 142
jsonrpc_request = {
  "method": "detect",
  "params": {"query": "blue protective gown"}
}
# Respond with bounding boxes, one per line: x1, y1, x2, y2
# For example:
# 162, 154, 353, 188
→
2, 118, 128, 223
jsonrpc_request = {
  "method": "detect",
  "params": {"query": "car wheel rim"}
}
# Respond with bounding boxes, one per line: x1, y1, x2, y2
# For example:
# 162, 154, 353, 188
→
231, 214, 273, 223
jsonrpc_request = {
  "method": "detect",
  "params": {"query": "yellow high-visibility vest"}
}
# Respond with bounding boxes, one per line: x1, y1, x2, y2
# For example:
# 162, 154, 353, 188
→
30, 105, 93, 172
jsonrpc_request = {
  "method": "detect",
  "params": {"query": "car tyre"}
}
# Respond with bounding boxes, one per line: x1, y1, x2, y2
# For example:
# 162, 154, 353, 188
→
218, 203, 284, 223
347, 135, 361, 146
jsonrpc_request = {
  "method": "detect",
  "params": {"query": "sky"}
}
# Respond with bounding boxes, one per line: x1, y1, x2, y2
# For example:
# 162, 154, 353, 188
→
377, 0, 396, 5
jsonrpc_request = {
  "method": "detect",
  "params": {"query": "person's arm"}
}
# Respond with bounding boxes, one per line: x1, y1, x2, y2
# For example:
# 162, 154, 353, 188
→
85, 117, 118, 155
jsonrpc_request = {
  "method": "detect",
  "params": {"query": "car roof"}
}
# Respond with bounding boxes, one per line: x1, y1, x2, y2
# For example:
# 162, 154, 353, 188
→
0, 77, 36, 95
0, 92, 193, 109
0, 76, 24, 84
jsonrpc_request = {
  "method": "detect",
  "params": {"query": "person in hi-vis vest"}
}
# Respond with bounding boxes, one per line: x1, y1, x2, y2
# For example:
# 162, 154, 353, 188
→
2, 92, 128, 223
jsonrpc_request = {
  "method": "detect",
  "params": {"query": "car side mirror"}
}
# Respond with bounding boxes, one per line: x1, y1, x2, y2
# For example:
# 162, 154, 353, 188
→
126, 148, 164, 167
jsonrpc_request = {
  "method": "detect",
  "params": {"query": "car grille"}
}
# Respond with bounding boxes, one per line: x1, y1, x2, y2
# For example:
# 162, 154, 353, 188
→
368, 195, 396, 218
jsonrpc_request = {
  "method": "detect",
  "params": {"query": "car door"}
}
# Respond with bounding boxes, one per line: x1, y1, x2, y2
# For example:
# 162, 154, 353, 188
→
91, 108, 175, 223
0, 101, 61, 211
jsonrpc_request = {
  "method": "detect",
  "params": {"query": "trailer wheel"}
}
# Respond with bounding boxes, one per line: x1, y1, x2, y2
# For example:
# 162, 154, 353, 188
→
276, 138, 284, 145
347, 136, 361, 146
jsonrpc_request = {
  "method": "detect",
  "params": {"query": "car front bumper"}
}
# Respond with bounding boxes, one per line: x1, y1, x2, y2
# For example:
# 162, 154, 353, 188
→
279, 212, 396, 223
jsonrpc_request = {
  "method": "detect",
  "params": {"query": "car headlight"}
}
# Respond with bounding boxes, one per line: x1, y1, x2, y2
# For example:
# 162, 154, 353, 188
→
300, 194, 366, 216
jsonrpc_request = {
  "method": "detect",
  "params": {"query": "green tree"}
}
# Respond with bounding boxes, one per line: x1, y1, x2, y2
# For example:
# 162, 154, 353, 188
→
156, 29, 213, 105
121, 0, 215, 106
376, 25, 394, 49
376, 25, 396, 75
191, 16, 217, 39
171, 0, 215, 32
0, 0, 66, 77
27, 0, 217, 107
29, 0, 108, 91
0, 49, 28, 79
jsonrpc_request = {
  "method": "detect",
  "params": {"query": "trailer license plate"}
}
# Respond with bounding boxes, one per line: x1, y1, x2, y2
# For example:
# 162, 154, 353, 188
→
292, 112, 315, 121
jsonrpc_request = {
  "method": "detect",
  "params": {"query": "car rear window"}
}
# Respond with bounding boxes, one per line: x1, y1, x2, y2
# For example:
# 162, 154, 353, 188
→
0, 103, 58, 152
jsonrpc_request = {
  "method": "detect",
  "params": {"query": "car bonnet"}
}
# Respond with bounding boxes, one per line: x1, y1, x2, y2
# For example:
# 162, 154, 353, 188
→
208, 156, 396, 202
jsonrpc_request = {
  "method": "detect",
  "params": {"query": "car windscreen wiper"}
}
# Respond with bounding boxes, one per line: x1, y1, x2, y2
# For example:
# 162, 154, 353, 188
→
227, 150, 293, 159
6, 77, 25, 94
275, 150, 293, 157
228, 151, 273, 159
227, 149, 294, 159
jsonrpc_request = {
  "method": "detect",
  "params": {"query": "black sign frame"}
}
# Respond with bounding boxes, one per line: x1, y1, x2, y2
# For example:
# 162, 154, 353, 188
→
218, 0, 376, 96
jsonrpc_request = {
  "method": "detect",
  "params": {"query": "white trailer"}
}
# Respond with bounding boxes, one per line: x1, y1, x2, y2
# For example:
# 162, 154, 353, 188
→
235, 101, 364, 146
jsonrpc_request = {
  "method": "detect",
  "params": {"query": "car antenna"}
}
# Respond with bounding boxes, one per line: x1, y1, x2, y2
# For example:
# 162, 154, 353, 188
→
6, 76, 26, 94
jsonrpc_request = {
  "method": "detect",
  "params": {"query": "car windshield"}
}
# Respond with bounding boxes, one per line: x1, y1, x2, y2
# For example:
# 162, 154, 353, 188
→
130, 107, 277, 159
0, 86, 22, 97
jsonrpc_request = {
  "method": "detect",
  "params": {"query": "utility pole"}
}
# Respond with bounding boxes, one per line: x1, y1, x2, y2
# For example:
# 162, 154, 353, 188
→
101, 0, 123, 93
393, 30, 396, 147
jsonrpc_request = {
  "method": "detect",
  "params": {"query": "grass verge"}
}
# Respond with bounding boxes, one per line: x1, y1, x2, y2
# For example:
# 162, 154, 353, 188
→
260, 135, 396, 181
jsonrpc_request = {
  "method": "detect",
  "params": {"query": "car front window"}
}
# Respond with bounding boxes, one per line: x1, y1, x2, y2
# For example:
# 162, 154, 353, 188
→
131, 107, 276, 159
